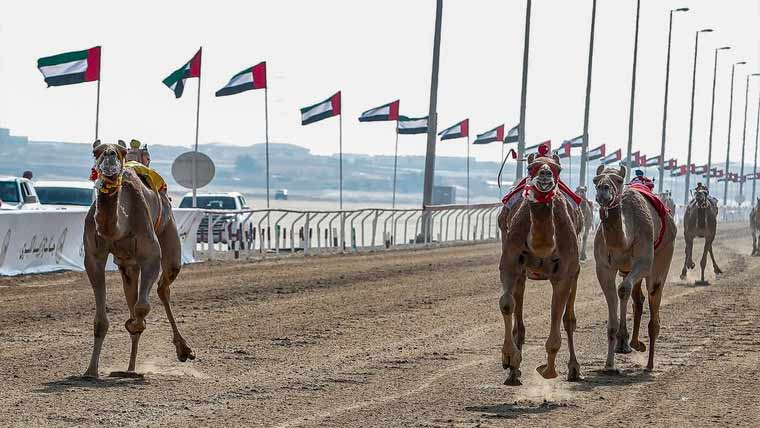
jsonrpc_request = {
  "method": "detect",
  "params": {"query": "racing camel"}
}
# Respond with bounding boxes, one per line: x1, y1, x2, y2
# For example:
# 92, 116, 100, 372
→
82, 140, 194, 378
593, 165, 676, 372
680, 184, 722, 284
752, 198, 760, 256
576, 186, 594, 261
498, 145, 583, 385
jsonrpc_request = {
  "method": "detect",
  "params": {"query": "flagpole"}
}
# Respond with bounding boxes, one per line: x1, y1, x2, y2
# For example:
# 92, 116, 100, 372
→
466, 135, 470, 240
339, 110, 344, 250
95, 47, 101, 141
264, 86, 271, 209
392, 126, 399, 209
569, 147, 573, 189
192, 47, 202, 208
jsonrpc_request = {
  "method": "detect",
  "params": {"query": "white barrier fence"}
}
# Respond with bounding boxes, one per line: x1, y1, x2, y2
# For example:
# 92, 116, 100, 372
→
0, 209, 202, 276
197, 203, 504, 260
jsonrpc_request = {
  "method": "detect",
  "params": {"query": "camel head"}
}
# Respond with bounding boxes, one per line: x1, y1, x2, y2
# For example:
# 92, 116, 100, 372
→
575, 185, 587, 198
593, 164, 626, 217
693, 186, 709, 208
524, 152, 562, 204
92, 140, 127, 193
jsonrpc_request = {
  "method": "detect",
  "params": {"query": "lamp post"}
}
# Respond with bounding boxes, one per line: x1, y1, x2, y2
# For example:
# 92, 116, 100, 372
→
658, 7, 689, 193
579, 0, 597, 188
752, 85, 760, 206
738, 73, 760, 202
724, 61, 747, 206
683, 28, 713, 205
706, 46, 731, 190
625, 0, 642, 181
516, 0, 532, 182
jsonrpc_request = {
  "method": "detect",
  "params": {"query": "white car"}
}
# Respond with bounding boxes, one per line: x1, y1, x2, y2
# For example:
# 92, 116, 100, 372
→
179, 192, 251, 243
0, 176, 42, 211
34, 180, 95, 209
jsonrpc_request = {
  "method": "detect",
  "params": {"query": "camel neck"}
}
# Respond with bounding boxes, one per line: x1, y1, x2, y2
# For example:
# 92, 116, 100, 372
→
527, 201, 555, 258
601, 205, 629, 250
95, 188, 124, 240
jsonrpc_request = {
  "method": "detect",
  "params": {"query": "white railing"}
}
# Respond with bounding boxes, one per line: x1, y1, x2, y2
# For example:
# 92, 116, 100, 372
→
197, 203, 503, 260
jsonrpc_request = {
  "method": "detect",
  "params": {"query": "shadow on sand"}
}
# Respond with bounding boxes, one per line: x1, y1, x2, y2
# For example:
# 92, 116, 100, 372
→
465, 400, 574, 420
33, 375, 147, 394
568, 367, 654, 392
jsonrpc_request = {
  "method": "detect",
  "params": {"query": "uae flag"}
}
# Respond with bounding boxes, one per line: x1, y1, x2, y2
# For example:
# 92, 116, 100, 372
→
37, 46, 101, 87
163, 48, 202, 98
439, 119, 469, 140
473, 124, 504, 145
397, 116, 428, 135
301, 92, 341, 125
553, 141, 571, 158
505, 124, 519, 143
216, 61, 267, 97
671, 165, 687, 177
565, 135, 584, 148
663, 158, 678, 170
587, 144, 606, 161
646, 155, 661, 167
710, 168, 724, 178
600, 148, 622, 165
694, 164, 709, 175
526, 140, 552, 155
358, 100, 399, 122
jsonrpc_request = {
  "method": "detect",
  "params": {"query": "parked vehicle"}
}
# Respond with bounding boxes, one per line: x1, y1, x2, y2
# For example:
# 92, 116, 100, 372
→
274, 189, 288, 200
35, 180, 95, 209
179, 192, 250, 243
0, 176, 42, 211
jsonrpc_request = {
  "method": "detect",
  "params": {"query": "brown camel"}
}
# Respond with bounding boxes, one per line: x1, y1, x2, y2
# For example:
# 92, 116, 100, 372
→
576, 186, 594, 261
593, 165, 676, 372
498, 151, 582, 386
82, 140, 195, 378
659, 191, 676, 214
680, 185, 722, 283
751, 199, 760, 256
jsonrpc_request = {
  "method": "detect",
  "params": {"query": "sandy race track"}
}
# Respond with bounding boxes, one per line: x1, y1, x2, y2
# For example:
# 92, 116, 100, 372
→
1, 223, 759, 427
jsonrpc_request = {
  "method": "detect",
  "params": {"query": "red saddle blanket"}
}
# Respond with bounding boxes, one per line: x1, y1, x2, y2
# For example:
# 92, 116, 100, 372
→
628, 183, 670, 250
502, 177, 583, 209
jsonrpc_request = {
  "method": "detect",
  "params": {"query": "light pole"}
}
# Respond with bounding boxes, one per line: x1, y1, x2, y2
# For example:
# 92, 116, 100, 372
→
752, 85, 760, 206
658, 7, 689, 193
724, 61, 747, 206
706, 46, 731, 190
683, 28, 713, 205
625, 0, 642, 180
579, 0, 597, 188
738, 73, 760, 202
516, 0, 532, 182
421, 0, 442, 239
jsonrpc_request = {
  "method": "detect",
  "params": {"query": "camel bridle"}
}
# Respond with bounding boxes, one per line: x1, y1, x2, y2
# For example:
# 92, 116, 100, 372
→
92, 145, 126, 195
524, 160, 560, 204
597, 174, 622, 221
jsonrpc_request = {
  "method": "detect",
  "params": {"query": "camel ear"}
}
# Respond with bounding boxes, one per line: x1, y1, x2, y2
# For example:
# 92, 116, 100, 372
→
117, 139, 127, 148
527, 153, 536, 164
92, 140, 103, 157
592, 175, 603, 186
618, 165, 627, 179
551, 154, 561, 164
93, 140, 101, 149
596, 164, 605, 175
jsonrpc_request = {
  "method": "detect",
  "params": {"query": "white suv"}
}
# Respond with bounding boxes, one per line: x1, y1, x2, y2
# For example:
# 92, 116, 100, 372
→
0, 176, 42, 211
179, 192, 250, 243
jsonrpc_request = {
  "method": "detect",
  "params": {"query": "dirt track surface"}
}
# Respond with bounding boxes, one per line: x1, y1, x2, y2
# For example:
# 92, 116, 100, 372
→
1, 223, 759, 427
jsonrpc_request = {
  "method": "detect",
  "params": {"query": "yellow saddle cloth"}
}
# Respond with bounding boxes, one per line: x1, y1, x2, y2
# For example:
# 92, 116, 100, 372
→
124, 161, 167, 193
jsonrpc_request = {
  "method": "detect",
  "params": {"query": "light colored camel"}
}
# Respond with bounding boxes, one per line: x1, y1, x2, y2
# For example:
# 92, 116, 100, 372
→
593, 165, 676, 372
576, 186, 594, 261
83, 140, 194, 378
498, 152, 582, 386
751, 198, 760, 256
660, 191, 676, 214
680, 186, 722, 283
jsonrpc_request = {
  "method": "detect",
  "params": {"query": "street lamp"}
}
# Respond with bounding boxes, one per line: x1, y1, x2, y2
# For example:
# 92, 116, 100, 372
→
724, 61, 747, 206
658, 7, 690, 193
752, 82, 760, 206
706, 46, 731, 190
625, 0, 642, 180
683, 28, 713, 205
738, 72, 760, 202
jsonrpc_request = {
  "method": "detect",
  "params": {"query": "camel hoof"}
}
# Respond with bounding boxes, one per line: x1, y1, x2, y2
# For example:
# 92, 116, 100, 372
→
175, 340, 196, 362
567, 364, 582, 382
679, 272, 687, 280
108, 371, 144, 379
601, 367, 620, 375
81, 370, 99, 379
504, 368, 522, 386
536, 364, 558, 379
615, 341, 633, 354
501, 349, 522, 370
687, 261, 695, 270
694, 280, 710, 286
714, 268, 723, 275
630, 340, 646, 352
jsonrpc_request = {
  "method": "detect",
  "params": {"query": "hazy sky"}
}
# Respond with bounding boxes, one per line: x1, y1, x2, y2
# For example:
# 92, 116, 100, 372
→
1, 0, 759, 164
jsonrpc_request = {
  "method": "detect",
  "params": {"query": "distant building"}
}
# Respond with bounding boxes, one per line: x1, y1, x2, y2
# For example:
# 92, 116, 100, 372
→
0, 128, 29, 146
432, 186, 456, 205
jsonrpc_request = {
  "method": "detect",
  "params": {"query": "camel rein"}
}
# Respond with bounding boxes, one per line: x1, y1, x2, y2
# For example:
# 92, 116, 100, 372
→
599, 186, 622, 221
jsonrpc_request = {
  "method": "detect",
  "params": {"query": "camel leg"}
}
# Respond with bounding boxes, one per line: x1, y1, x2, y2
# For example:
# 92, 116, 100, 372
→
752, 227, 757, 255
708, 240, 723, 274
630, 280, 646, 352
83, 254, 108, 378
537, 277, 572, 379
646, 279, 665, 370
699, 238, 709, 283
597, 265, 619, 372
563, 272, 581, 381
512, 275, 526, 351
157, 225, 195, 362
680, 237, 694, 280
119, 265, 142, 373
580, 226, 589, 262
500, 271, 524, 386
616, 252, 651, 354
